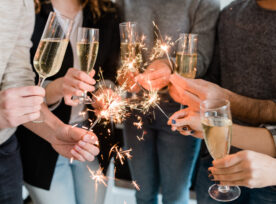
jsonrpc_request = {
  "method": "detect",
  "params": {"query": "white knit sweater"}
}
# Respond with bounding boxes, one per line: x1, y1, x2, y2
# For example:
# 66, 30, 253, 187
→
0, 0, 35, 144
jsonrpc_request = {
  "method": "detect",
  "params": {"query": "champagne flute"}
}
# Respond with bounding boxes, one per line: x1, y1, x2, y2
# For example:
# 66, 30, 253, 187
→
76, 27, 99, 104
175, 33, 198, 78
200, 99, 241, 202
33, 12, 73, 123
119, 22, 143, 92
176, 33, 198, 109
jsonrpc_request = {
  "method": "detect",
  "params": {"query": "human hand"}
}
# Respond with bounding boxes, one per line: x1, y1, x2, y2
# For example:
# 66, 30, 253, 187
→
169, 73, 228, 111
117, 69, 140, 93
52, 124, 100, 162
62, 68, 96, 106
0, 86, 45, 128
136, 59, 172, 91
168, 108, 203, 139
209, 150, 276, 188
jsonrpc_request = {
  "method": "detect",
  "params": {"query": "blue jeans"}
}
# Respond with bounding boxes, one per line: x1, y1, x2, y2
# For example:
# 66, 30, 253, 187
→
124, 99, 201, 204
0, 134, 23, 204
195, 154, 276, 204
25, 155, 106, 204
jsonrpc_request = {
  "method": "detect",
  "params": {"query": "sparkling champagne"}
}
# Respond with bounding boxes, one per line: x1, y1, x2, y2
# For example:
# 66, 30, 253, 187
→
77, 41, 99, 74
202, 117, 232, 159
33, 38, 69, 78
120, 42, 142, 70
175, 52, 197, 78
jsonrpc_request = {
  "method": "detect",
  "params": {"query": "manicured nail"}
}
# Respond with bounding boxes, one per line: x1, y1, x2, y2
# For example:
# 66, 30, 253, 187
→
208, 174, 214, 180
172, 119, 176, 124
83, 134, 91, 142
75, 145, 81, 151
79, 141, 86, 147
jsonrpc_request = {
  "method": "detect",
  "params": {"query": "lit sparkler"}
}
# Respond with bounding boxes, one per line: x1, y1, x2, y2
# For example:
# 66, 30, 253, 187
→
109, 144, 132, 165
87, 166, 108, 193
132, 181, 140, 191
133, 116, 143, 129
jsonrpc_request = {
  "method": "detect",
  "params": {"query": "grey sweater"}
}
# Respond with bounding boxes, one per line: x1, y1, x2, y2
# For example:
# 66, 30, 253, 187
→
116, 0, 220, 77
206, 0, 276, 147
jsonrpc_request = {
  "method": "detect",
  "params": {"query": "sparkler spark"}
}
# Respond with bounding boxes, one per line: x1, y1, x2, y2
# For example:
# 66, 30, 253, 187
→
132, 181, 140, 191
133, 116, 143, 129
87, 166, 108, 193
137, 130, 147, 141
109, 144, 132, 165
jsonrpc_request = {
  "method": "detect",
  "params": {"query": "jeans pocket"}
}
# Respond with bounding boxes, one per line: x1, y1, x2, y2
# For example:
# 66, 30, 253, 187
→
0, 135, 19, 157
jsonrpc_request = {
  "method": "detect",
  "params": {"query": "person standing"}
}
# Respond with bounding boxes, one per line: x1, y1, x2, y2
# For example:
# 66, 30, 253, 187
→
16, 0, 120, 204
168, 0, 276, 203
0, 1, 100, 204
116, 0, 220, 203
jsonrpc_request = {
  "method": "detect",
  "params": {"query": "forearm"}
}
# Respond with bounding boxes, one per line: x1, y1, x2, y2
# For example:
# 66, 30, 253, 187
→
45, 78, 63, 105
23, 103, 65, 144
232, 124, 276, 157
225, 89, 276, 124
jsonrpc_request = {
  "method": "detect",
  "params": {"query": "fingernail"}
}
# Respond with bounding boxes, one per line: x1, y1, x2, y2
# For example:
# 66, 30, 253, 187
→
83, 134, 90, 142
75, 145, 81, 151
182, 127, 188, 131
208, 174, 214, 180
79, 141, 86, 146
172, 119, 176, 124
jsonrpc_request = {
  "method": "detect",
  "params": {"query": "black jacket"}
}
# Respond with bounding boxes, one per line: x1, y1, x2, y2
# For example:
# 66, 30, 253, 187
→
16, 2, 120, 190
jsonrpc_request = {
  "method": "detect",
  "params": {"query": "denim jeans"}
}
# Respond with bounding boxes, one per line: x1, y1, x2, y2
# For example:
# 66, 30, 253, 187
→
195, 154, 276, 204
0, 134, 23, 204
124, 99, 201, 204
25, 155, 106, 204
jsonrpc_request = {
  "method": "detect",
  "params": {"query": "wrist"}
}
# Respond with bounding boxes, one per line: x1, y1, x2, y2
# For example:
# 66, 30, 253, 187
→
45, 78, 64, 105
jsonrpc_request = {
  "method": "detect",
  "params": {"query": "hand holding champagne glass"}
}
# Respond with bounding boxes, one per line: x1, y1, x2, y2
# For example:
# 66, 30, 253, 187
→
117, 22, 142, 93
200, 99, 241, 202
33, 12, 73, 122
76, 27, 99, 104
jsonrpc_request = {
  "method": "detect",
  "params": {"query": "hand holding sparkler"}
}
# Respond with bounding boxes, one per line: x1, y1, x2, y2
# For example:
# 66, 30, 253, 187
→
117, 69, 141, 93
136, 59, 172, 91
52, 124, 100, 162
167, 108, 203, 139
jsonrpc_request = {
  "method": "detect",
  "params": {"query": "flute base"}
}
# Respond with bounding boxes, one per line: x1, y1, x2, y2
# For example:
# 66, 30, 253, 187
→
208, 184, 241, 202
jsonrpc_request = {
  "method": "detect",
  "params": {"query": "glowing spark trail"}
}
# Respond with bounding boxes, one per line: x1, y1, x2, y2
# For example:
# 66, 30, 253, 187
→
109, 144, 132, 165
132, 181, 140, 191
87, 166, 108, 193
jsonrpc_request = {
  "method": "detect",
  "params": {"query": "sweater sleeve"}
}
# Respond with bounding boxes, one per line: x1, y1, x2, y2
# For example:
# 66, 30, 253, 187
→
1, 0, 35, 90
190, 0, 220, 78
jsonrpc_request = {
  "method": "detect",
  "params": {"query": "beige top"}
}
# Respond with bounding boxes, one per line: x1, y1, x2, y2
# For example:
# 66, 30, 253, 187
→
0, 0, 35, 144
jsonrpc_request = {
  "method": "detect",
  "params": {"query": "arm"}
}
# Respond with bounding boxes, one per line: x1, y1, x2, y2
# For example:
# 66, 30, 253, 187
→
168, 109, 276, 157
169, 74, 276, 124
23, 104, 99, 161
191, 0, 220, 77
232, 124, 276, 157
226, 89, 276, 124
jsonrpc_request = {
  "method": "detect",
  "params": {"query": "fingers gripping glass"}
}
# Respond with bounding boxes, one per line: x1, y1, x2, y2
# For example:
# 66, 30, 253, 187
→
176, 33, 198, 110
200, 99, 241, 202
77, 27, 99, 104
33, 12, 73, 123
